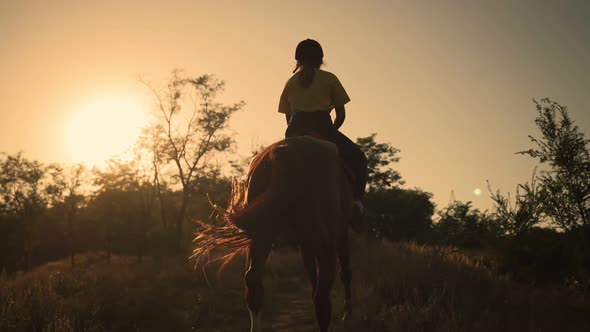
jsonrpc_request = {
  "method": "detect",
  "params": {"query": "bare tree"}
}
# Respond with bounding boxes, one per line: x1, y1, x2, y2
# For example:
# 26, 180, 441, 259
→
142, 70, 244, 250
137, 125, 170, 230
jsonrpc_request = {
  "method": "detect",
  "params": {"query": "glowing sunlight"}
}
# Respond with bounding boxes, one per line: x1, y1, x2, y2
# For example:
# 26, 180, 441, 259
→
64, 95, 149, 167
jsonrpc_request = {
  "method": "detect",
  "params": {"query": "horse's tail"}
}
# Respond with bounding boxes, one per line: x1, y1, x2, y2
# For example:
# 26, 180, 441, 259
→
191, 144, 287, 270
190, 178, 252, 270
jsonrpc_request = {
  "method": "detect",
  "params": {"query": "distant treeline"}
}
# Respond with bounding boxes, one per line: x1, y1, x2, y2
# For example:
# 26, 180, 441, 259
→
1, 71, 588, 289
362, 98, 590, 288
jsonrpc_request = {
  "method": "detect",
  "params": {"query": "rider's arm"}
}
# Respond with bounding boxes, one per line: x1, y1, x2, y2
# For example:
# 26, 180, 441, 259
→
331, 74, 349, 130
333, 106, 346, 129
278, 81, 291, 121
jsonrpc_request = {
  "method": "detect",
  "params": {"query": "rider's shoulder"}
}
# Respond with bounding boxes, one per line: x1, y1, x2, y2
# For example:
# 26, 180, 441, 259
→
317, 69, 341, 83
285, 71, 301, 85
317, 69, 335, 77
284, 69, 338, 86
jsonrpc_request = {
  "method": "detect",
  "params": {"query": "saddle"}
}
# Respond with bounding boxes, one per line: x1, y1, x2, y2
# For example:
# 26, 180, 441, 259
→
289, 130, 357, 189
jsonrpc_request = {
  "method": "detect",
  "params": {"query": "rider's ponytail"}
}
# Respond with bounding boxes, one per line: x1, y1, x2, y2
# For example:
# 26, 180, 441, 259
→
293, 39, 324, 88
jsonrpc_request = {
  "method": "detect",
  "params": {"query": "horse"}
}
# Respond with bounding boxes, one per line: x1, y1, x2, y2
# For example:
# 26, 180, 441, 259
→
193, 135, 355, 332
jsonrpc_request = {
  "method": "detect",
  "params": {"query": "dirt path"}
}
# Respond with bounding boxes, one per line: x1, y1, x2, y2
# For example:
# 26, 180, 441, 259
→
262, 277, 360, 332
264, 277, 317, 331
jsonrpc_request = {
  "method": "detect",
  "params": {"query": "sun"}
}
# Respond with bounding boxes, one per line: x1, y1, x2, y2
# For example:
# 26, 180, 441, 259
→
64, 95, 150, 167
474, 188, 482, 196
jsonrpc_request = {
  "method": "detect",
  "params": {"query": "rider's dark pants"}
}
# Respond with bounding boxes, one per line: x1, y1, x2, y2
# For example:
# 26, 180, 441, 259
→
285, 111, 368, 199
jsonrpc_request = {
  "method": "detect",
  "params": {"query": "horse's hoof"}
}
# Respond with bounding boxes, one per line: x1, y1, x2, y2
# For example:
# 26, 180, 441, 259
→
341, 311, 351, 321
341, 304, 352, 321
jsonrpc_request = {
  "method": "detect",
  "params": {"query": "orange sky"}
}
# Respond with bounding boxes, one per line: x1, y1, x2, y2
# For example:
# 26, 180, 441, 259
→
1, 0, 589, 210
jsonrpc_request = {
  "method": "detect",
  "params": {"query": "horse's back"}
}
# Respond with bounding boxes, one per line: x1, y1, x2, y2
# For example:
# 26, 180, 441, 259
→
247, 136, 350, 248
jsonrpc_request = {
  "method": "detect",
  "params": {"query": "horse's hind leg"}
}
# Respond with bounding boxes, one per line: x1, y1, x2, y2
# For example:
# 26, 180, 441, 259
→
245, 239, 272, 332
338, 229, 352, 320
314, 249, 337, 332
301, 246, 318, 296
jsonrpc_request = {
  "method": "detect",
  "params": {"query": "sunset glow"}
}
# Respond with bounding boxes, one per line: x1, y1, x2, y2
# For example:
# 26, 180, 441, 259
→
64, 96, 149, 167
1, 2, 590, 330
1, 1, 589, 209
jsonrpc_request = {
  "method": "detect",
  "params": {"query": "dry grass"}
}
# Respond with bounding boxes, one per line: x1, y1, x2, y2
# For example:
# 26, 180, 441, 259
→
263, 235, 589, 331
0, 253, 248, 332
328, 235, 590, 331
1, 236, 589, 331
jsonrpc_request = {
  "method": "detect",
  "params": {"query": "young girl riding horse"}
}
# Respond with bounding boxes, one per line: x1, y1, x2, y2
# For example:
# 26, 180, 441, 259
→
278, 39, 368, 215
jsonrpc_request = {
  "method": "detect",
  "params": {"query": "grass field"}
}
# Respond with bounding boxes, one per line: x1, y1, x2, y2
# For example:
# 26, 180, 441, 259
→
1, 234, 589, 331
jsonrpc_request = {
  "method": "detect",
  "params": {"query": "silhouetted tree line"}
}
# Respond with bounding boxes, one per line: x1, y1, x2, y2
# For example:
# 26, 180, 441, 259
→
0, 153, 235, 273
0, 70, 587, 289
1, 71, 241, 273
360, 99, 590, 287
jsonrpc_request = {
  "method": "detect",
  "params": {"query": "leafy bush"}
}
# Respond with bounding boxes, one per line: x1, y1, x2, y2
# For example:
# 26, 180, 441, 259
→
364, 187, 434, 242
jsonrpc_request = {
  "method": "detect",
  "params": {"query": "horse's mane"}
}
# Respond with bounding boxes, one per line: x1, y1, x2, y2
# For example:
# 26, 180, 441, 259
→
246, 141, 283, 180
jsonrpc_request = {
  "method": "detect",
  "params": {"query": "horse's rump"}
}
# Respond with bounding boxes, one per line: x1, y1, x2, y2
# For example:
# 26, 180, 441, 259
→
192, 136, 353, 265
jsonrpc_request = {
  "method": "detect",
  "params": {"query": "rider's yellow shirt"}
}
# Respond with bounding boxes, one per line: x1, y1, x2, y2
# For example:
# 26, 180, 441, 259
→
278, 69, 350, 114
